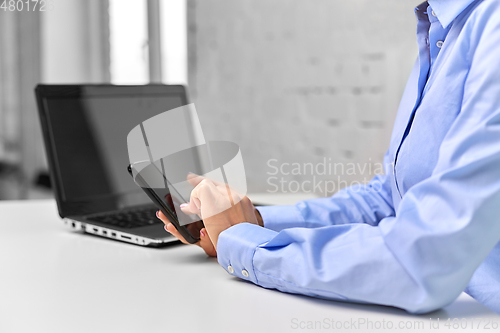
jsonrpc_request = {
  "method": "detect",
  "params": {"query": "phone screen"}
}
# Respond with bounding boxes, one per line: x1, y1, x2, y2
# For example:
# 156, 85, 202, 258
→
153, 184, 204, 241
129, 162, 204, 242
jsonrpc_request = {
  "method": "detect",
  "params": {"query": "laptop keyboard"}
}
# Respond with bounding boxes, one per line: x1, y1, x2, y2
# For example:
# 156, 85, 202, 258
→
87, 207, 162, 229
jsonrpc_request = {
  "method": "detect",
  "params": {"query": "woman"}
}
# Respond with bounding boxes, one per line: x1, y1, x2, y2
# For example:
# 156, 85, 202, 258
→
158, 0, 500, 314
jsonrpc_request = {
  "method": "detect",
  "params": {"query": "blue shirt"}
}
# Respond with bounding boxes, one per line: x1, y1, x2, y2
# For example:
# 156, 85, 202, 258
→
217, 0, 500, 314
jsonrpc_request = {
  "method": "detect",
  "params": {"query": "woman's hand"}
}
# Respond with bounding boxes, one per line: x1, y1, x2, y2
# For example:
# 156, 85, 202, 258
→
156, 210, 217, 257
156, 173, 263, 255
180, 173, 262, 250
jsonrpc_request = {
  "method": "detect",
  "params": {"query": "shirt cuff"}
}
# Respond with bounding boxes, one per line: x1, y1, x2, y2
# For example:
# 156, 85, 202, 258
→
256, 205, 305, 232
217, 223, 277, 284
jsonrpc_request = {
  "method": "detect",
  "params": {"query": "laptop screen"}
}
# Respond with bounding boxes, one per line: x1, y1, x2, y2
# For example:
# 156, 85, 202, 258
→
37, 85, 188, 216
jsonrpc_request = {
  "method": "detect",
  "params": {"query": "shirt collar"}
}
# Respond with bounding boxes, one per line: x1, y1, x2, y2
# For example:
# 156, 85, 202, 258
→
426, 0, 477, 29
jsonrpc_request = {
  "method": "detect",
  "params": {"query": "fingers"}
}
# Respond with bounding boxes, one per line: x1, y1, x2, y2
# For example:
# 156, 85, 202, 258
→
185, 173, 242, 210
163, 217, 217, 256
182, 197, 201, 216
199, 227, 217, 257
181, 179, 218, 218
186, 172, 224, 188
157, 209, 217, 256
157, 210, 190, 245
186, 172, 206, 187
195, 179, 217, 207
156, 210, 171, 224
165, 222, 191, 245
185, 175, 212, 216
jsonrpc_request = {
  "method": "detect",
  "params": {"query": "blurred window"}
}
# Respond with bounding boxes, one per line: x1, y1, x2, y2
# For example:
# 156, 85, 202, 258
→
109, 0, 149, 84
160, 0, 187, 84
109, 0, 187, 85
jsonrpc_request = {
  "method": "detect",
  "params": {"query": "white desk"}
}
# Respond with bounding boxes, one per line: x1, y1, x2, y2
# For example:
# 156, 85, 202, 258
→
0, 199, 498, 333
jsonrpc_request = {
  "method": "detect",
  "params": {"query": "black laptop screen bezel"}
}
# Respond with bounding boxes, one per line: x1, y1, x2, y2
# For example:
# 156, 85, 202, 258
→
35, 84, 189, 218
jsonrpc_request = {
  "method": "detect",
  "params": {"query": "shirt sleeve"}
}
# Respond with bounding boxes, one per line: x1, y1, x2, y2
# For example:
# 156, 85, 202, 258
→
217, 4, 500, 314
256, 151, 395, 232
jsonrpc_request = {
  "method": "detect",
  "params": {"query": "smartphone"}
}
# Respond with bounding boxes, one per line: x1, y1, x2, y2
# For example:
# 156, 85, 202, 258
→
127, 164, 204, 244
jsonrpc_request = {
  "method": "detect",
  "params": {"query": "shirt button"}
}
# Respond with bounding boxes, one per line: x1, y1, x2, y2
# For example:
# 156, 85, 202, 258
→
436, 40, 444, 48
432, 10, 437, 17
242, 269, 249, 277
227, 265, 234, 274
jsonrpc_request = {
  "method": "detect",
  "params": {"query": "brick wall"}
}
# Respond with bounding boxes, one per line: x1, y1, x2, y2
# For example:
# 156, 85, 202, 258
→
188, 0, 419, 195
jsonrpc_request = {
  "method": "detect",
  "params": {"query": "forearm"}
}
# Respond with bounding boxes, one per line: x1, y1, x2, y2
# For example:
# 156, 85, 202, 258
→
217, 222, 446, 314
256, 174, 395, 232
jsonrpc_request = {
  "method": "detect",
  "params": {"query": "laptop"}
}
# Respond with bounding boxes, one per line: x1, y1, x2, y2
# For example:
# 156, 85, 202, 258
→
35, 84, 189, 247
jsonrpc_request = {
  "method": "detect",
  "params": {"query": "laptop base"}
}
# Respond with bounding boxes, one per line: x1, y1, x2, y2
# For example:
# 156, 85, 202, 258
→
63, 218, 179, 247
